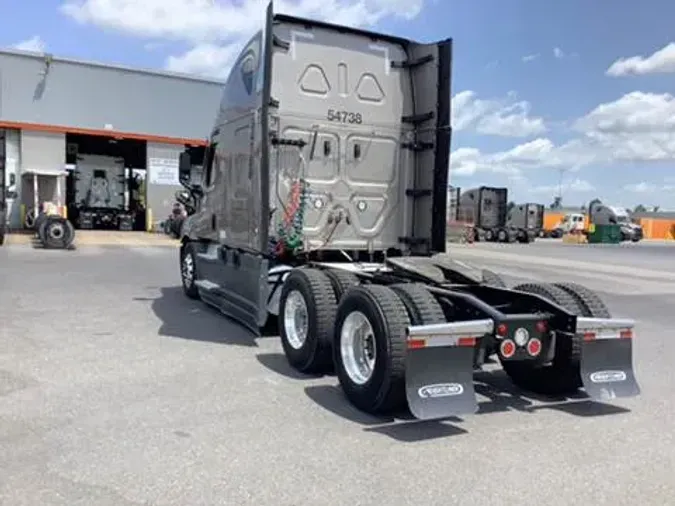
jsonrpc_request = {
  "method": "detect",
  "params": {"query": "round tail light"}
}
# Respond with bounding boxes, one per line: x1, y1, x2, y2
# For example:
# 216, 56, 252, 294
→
527, 338, 542, 356
500, 339, 516, 358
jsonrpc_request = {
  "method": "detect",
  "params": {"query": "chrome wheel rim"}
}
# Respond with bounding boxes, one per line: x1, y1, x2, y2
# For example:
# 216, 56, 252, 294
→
283, 290, 309, 350
182, 252, 194, 287
340, 311, 376, 385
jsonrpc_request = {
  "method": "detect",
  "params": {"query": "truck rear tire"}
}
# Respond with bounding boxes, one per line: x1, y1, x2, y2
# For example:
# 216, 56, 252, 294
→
180, 242, 201, 300
500, 282, 585, 396
333, 285, 410, 415
553, 282, 611, 318
497, 228, 508, 242
324, 268, 359, 302
390, 283, 446, 325
279, 268, 337, 374
485, 229, 495, 242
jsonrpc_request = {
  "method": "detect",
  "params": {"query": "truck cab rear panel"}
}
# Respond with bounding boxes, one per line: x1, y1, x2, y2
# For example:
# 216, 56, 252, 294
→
268, 14, 451, 256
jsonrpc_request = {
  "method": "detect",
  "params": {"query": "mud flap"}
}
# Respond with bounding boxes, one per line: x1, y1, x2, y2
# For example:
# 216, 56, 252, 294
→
577, 317, 640, 401
405, 319, 494, 420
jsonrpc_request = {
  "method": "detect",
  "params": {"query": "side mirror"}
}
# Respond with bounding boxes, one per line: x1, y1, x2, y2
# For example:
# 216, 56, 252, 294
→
178, 151, 192, 183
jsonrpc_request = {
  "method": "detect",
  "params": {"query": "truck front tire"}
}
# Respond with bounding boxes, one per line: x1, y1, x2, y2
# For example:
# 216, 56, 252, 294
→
180, 242, 201, 300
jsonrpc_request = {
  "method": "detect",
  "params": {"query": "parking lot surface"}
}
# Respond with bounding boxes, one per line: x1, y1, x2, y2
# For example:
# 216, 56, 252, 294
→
1, 241, 674, 505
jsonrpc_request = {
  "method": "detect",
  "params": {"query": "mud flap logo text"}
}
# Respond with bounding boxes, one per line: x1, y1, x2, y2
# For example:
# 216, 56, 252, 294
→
589, 370, 627, 383
418, 383, 464, 398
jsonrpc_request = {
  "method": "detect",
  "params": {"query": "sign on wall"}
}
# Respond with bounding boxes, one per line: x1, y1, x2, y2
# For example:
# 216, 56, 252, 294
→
148, 157, 179, 186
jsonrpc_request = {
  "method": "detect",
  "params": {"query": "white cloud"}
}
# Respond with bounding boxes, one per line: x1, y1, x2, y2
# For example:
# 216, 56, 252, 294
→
12, 35, 46, 52
606, 42, 675, 77
451, 90, 546, 138
624, 182, 656, 193
450, 138, 564, 177
530, 178, 595, 195
624, 181, 675, 193
451, 91, 675, 178
165, 43, 240, 78
522, 53, 539, 63
573, 91, 675, 163
553, 47, 564, 58
60, 0, 424, 77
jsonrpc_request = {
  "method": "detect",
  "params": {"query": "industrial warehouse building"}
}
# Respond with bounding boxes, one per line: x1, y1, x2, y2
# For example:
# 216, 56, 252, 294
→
0, 47, 224, 231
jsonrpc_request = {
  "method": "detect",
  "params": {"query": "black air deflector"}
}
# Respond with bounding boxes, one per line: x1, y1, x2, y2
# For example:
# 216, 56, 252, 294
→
431, 40, 452, 253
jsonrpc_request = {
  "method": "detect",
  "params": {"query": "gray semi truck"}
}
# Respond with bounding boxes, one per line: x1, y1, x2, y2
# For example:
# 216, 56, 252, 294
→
589, 200, 643, 242
506, 202, 545, 243
457, 186, 518, 242
174, 1, 640, 422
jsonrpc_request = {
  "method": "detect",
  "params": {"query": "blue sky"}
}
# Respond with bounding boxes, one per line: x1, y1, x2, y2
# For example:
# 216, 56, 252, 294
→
2, 0, 674, 209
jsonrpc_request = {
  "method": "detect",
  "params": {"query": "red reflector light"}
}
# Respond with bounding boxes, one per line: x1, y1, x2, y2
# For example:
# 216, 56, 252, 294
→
620, 329, 633, 339
496, 323, 508, 336
535, 320, 548, 333
583, 332, 596, 342
527, 338, 542, 356
500, 339, 516, 358
458, 337, 477, 347
408, 339, 426, 349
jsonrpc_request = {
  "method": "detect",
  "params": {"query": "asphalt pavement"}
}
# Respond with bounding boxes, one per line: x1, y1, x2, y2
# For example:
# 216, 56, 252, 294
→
1, 240, 674, 506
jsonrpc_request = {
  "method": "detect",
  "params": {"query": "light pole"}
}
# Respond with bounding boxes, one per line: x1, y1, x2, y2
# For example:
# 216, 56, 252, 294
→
556, 167, 568, 204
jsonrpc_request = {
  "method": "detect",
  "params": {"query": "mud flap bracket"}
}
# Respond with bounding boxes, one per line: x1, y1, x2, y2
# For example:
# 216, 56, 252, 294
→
405, 319, 494, 420
577, 317, 640, 400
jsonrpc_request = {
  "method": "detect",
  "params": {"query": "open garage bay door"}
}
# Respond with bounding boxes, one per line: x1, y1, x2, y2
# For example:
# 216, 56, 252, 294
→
21, 131, 66, 174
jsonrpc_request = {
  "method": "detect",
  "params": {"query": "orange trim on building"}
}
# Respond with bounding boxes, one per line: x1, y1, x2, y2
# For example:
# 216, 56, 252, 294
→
0, 120, 208, 147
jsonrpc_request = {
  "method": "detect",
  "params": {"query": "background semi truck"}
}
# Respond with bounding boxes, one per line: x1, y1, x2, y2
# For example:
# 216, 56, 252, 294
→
457, 186, 517, 242
549, 200, 643, 242
506, 202, 544, 243
588, 201, 643, 242
70, 154, 135, 230
175, 1, 640, 422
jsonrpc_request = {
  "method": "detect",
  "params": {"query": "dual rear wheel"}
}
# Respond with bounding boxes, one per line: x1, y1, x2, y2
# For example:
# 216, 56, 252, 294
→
278, 268, 445, 414
278, 269, 611, 410
501, 281, 611, 395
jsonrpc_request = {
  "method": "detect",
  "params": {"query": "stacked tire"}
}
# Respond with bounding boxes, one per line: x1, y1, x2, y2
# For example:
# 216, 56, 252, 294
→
37, 214, 76, 249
